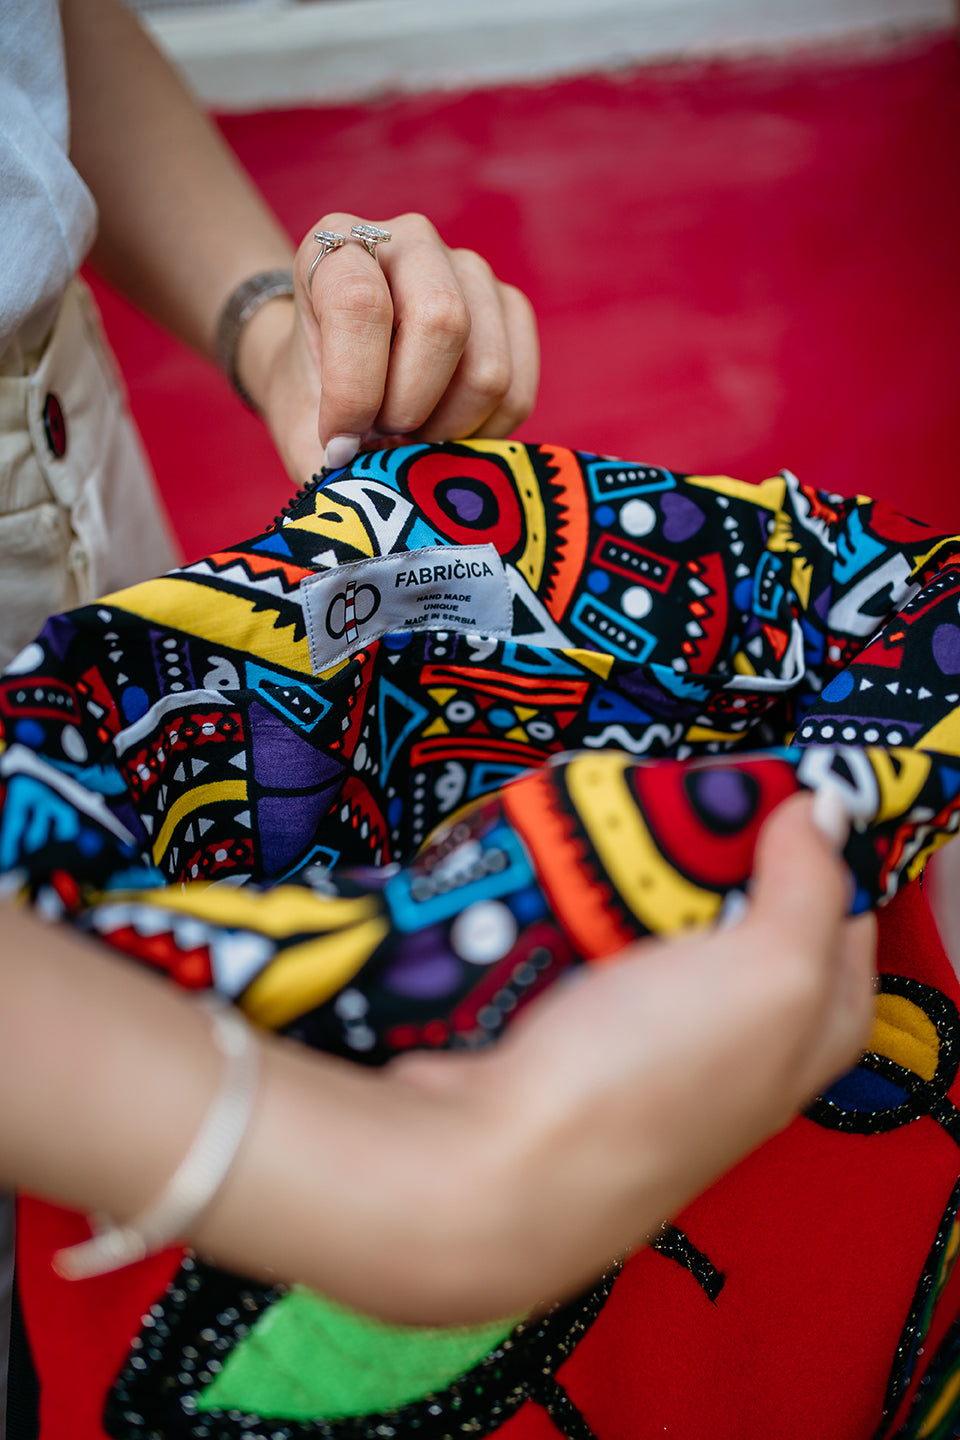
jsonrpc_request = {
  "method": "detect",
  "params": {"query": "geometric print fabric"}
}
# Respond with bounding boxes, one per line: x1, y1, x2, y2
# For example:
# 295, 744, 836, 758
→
4, 440, 960, 1437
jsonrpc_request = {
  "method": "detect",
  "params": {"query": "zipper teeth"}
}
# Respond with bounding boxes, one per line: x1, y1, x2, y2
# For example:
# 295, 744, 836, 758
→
270, 466, 333, 530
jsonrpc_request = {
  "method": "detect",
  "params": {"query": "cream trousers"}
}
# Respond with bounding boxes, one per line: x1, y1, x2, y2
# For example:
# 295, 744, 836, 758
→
0, 278, 182, 1428
0, 281, 180, 670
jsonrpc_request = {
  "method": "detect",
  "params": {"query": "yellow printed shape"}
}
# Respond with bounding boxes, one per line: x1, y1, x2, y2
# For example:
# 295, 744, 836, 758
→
103, 579, 312, 674
316, 655, 352, 682
790, 555, 813, 609
918, 708, 960, 760
945, 1221, 960, 1280
132, 884, 381, 939
686, 725, 738, 744
566, 754, 719, 932
152, 780, 248, 865
768, 510, 794, 549
686, 475, 786, 511
463, 440, 547, 592
912, 534, 960, 582
733, 652, 759, 677
286, 493, 375, 557
918, 1366, 960, 1435
904, 833, 951, 888
868, 992, 939, 1081
428, 688, 457, 707
421, 717, 449, 737
504, 726, 529, 743
868, 748, 932, 826
241, 917, 390, 1029
766, 508, 800, 555
569, 649, 614, 680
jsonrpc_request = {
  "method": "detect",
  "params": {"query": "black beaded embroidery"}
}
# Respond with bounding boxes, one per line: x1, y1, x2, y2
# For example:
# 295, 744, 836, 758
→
881, 1309, 960, 1439
807, 976, 960, 1139
649, 1223, 726, 1304
104, 1256, 619, 1440
271, 467, 334, 532
873, 1176, 960, 1434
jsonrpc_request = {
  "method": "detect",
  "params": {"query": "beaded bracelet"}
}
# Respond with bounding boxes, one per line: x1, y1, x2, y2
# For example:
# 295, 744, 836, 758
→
215, 269, 295, 412
53, 997, 261, 1281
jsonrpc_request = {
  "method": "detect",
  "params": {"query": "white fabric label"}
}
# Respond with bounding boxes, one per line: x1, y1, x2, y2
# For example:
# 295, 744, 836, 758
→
302, 544, 513, 672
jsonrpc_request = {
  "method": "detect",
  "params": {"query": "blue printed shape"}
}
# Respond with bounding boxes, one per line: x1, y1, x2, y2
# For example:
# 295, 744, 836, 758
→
585, 461, 674, 505
570, 594, 656, 663
386, 823, 535, 932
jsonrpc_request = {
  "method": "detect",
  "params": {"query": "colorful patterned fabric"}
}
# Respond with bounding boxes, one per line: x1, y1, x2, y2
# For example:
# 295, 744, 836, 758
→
7, 440, 960, 1439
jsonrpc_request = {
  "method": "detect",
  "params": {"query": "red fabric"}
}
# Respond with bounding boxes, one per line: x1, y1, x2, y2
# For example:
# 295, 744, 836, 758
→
16, 1204, 180, 1440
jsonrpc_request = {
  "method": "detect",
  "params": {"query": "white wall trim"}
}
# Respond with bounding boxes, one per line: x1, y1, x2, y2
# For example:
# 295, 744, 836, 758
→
144, 0, 956, 110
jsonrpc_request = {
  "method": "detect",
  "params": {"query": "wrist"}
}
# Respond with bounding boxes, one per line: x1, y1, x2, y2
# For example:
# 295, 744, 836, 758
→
198, 1038, 530, 1325
236, 292, 298, 415
216, 271, 295, 413
54, 998, 262, 1279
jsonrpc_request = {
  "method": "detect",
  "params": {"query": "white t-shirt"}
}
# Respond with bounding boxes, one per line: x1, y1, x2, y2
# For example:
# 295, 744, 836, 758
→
0, 0, 97, 358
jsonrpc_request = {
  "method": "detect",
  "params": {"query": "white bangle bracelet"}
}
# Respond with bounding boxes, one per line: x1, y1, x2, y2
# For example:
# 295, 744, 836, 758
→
53, 997, 261, 1281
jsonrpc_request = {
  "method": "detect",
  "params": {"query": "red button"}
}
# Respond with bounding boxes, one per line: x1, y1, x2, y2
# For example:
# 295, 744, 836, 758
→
42, 392, 67, 459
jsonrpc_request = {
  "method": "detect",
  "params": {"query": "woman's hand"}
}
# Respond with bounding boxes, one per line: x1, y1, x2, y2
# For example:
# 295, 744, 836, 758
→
65, 0, 538, 487
238, 212, 540, 483
339, 792, 877, 1323
0, 784, 873, 1330
198, 793, 875, 1326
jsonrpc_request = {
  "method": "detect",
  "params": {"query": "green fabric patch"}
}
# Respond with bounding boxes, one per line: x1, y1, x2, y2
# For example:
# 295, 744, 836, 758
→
196, 1287, 518, 1420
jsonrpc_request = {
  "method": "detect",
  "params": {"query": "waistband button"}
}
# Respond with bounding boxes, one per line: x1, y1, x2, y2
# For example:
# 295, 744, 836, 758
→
42, 392, 67, 460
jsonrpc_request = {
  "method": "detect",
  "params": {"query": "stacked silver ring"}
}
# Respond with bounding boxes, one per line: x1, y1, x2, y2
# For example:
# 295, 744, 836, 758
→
308, 229, 347, 292
350, 223, 392, 259
308, 223, 393, 296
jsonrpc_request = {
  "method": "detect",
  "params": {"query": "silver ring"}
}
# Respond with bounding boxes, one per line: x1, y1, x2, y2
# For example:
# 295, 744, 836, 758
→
308, 231, 346, 294
350, 223, 392, 262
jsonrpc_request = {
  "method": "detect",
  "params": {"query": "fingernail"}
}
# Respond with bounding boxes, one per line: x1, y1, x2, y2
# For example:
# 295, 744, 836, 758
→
811, 787, 851, 852
716, 888, 749, 931
323, 435, 360, 470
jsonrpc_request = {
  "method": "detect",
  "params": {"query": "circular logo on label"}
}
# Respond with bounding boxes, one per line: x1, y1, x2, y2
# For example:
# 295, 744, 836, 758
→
325, 581, 381, 643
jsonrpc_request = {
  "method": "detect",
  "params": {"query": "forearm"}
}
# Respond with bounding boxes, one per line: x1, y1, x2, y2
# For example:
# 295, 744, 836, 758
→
0, 797, 874, 1326
0, 901, 643, 1324
0, 905, 464, 1314
63, 0, 539, 473
62, 0, 294, 381
0, 901, 791, 1327
0, 903, 536, 1324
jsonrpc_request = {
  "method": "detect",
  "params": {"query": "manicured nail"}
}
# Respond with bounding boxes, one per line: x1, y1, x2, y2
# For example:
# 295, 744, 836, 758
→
812, 787, 851, 852
323, 434, 360, 470
716, 888, 749, 930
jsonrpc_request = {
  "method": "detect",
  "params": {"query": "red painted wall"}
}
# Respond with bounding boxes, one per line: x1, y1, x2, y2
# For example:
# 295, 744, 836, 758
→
89, 34, 960, 560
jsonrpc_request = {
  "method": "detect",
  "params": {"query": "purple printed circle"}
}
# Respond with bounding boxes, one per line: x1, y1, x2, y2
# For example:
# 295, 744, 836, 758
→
932, 623, 960, 675
445, 486, 485, 523
692, 767, 754, 826
382, 931, 463, 999
660, 491, 706, 543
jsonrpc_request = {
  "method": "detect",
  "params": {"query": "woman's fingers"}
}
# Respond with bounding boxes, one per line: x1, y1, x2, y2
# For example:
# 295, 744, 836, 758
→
409, 252, 540, 442
501, 791, 877, 1185
289, 213, 538, 469
744, 791, 876, 1097
469, 281, 540, 438
374, 219, 473, 436
298, 211, 474, 453
378, 793, 878, 1314
295, 213, 395, 454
